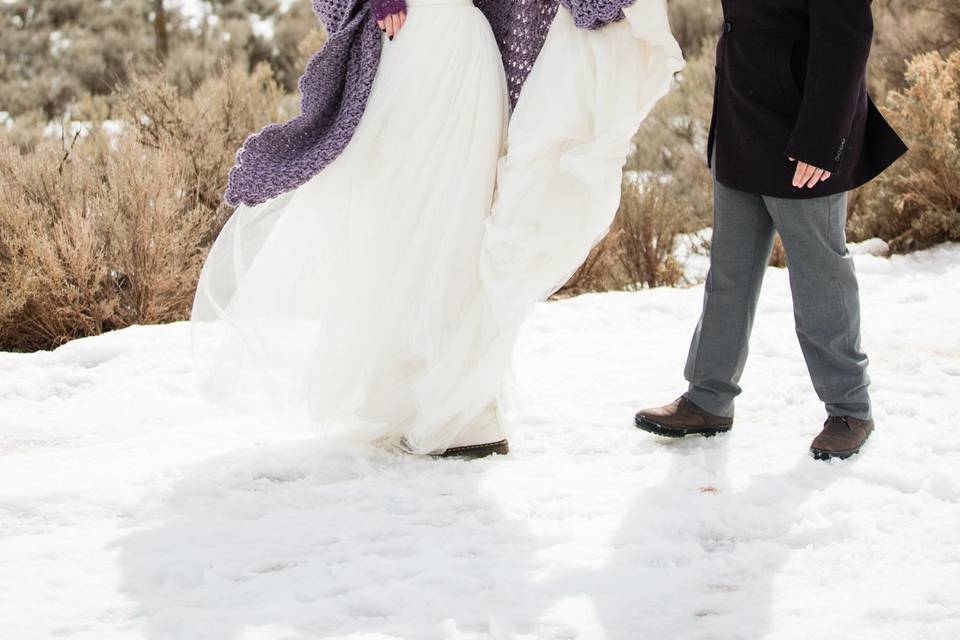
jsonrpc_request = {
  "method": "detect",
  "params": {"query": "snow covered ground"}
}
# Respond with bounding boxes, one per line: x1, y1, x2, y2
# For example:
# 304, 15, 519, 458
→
1, 244, 959, 640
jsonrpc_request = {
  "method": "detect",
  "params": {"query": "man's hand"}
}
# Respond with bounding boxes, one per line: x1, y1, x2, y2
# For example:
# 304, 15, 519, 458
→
789, 157, 832, 189
378, 11, 406, 40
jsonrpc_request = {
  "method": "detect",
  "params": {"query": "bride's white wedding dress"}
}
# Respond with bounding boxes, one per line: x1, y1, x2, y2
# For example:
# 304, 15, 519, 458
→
191, 0, 683, 454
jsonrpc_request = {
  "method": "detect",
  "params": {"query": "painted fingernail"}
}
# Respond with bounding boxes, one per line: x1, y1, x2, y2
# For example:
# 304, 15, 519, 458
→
389, 35, 393, 41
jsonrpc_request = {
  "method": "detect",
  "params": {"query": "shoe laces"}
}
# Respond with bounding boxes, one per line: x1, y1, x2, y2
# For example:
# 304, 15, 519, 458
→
825, 416, 850, 429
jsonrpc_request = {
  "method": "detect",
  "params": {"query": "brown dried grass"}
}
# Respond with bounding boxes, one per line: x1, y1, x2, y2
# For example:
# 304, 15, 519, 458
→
559, 181, 690, 295
850, 51, 960, 252
0, 64, 285, 351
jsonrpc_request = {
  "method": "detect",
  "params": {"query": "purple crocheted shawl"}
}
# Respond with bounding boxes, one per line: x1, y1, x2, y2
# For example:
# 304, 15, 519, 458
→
224, 0, 636, 208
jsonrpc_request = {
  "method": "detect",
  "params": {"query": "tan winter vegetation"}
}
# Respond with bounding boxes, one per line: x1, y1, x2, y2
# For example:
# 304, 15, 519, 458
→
560, 182, 691, 295
849, 51, 960, 252
0, 135, 203, 350
0, 65, 287, 350
0, 0, 322, 120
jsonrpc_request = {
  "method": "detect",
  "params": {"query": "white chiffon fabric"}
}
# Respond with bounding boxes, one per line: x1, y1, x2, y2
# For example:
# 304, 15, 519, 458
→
191, 0, 683, 454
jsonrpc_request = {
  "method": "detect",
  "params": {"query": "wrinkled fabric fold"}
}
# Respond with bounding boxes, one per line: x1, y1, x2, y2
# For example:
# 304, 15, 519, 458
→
196, 3, 510, 453
482, 0, 683, 324
197, 0, 683, 454
403, 0, 685, 452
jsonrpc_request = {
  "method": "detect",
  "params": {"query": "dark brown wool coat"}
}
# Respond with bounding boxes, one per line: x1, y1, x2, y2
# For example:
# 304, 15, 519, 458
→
707, 0, 907, 199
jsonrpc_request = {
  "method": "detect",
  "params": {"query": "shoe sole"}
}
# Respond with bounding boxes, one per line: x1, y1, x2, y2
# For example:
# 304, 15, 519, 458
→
810, 446, 861, 461
634, 415, 732, 438
436, 440, 510, 459
810, 429, 873, 461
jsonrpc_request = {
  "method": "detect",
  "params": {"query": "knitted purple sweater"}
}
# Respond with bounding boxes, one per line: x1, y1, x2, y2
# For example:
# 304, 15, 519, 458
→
224, 0, 637, 208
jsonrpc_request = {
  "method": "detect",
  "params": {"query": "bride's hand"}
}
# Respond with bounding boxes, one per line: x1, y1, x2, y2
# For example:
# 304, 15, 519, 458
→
378, 11, 407, 40
372, 0, 407, 40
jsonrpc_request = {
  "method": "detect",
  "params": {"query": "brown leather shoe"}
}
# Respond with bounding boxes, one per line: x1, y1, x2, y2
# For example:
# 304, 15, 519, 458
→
634, 396, 733, 438
810, 416, 874, 460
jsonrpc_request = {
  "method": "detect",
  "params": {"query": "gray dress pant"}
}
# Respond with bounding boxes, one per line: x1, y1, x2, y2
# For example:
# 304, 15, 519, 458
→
683, 169, 872, 421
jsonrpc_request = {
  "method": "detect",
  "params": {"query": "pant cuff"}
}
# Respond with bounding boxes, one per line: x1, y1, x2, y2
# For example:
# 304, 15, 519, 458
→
683, 389, 735, 419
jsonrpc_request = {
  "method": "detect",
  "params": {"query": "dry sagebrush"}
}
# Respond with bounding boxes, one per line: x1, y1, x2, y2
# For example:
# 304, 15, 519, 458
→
869, 0, 960, 97
0, 65, 286, 351
124, 63, 288, 222
559, 182, 690, 295
0, 0, 325, 121
0, 135, 205, 350
850, 51, 960, 252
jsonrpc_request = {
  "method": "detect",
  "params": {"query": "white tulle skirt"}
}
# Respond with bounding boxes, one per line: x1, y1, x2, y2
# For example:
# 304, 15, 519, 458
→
192, 0, 684, 454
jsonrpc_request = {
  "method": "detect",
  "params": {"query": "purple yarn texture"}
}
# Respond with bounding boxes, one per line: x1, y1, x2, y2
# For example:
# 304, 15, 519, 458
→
224, 0, 635, 208
371, 0, 407, 20
560, 0, 632, 29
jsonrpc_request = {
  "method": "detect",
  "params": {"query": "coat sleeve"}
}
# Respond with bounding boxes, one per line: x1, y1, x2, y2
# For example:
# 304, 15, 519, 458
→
782, 0, 873, 172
